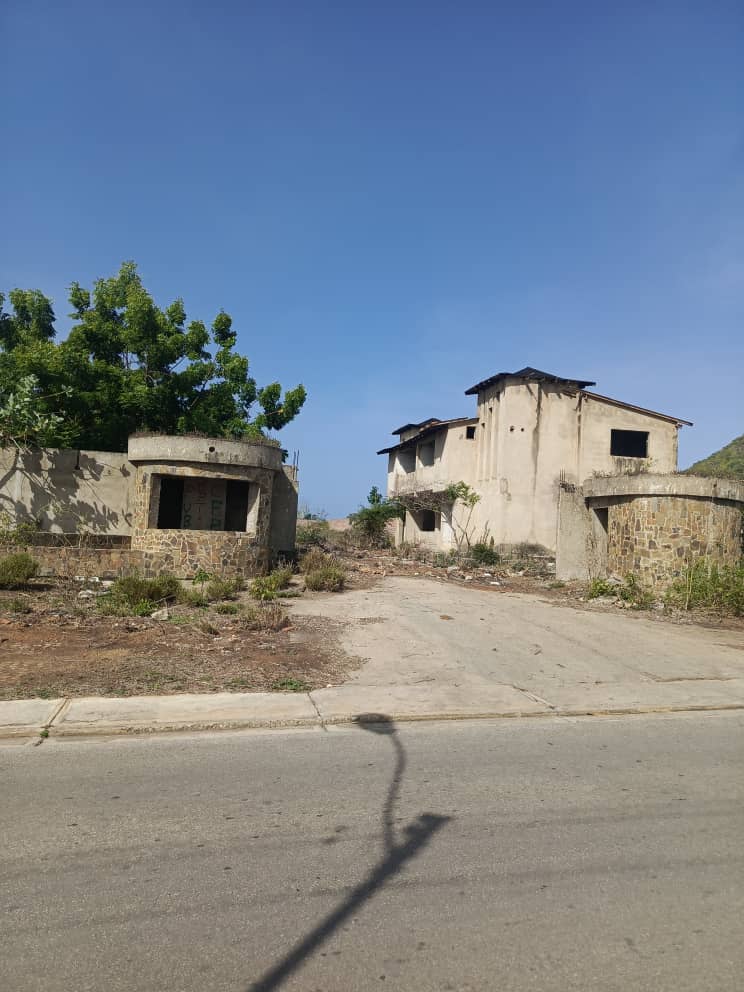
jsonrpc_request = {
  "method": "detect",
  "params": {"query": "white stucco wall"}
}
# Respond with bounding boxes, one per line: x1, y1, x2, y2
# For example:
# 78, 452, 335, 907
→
384, 378, 684, 553
0, 448, 134, 534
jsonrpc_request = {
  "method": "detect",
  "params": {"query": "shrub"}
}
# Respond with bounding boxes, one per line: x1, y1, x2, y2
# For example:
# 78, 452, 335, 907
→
348, 487, 401, 548
215, 602, 240, 615
270, 565, 294, 590
587, 574, 655, 609
295, 520, 330, 548
205, 576, 244, 601
618, 573, 655, 610
113, 573, 180, 606
305, 564, 346, 592
177, 588, 208, 608
470, 542, 500, 566
665, 559, 744, 616
299, 548, 335, 573
587, 578, 616, 599
0, 552, 39, 589
240, 602, 288, 631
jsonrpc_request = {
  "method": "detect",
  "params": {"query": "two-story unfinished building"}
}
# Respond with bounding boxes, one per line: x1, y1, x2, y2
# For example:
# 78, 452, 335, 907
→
378, 367, 692, 553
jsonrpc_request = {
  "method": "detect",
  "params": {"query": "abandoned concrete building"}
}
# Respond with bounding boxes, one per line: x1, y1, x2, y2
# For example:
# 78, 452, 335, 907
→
379, 367, 744, 589
0, 434, 298, 578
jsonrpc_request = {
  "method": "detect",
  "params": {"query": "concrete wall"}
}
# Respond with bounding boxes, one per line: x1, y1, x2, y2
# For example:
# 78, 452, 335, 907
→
1, 436, 299, 572
0, 448, 134, 534
578, 394, 678, 478
385, 379, 684, 553
270, 467, 299, 560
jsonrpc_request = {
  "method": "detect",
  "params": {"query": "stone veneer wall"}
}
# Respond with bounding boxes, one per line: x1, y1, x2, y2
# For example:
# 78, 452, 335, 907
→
9, 539, 266, 580
130, 529, 268, 576
129, 461, 274, 576
607, 495, 742, 589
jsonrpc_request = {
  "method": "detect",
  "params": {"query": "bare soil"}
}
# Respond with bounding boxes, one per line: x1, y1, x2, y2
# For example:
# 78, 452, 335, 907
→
0, 581, 356, 700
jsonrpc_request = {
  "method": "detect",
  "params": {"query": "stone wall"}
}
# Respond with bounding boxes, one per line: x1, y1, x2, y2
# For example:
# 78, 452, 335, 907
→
607, 495, 742, 589
129, 529, 268, 576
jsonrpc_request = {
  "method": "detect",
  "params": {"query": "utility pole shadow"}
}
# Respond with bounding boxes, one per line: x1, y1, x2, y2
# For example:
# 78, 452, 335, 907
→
247, 714, 451, 992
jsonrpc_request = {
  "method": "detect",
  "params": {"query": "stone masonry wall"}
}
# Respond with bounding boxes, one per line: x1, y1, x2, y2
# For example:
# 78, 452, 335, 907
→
607, 495, 742, 589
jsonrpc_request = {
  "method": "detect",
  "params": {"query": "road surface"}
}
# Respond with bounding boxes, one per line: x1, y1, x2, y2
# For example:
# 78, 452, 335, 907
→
2, 712, 743, 991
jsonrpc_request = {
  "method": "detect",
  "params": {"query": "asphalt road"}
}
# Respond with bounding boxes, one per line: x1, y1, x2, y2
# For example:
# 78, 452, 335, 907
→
2, 712, 743, 991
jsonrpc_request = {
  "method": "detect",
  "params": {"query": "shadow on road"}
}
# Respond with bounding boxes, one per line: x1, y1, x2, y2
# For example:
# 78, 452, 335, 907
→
247, 714, 451, 992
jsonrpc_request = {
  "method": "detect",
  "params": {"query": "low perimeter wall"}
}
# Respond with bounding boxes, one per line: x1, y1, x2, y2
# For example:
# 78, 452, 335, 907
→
4, 536, 269, 580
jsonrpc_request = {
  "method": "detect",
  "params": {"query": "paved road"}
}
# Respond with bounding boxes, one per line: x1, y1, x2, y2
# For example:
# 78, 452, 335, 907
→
2, 712, 742, 991
293, 577, 744, 711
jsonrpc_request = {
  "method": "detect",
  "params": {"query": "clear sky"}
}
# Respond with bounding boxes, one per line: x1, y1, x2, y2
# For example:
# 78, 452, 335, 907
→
3, 1, 742, 517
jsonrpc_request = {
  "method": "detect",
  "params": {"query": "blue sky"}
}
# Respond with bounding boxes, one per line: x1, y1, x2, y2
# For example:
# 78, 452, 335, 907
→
3, 1, 742, 516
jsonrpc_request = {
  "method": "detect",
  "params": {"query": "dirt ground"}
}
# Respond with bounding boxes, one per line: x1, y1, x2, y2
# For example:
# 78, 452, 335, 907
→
1, 546, 740, 700
0, 580, 357, 700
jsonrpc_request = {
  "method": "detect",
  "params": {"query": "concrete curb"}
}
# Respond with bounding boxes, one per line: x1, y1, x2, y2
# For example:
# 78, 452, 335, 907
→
1, 691, 743, 741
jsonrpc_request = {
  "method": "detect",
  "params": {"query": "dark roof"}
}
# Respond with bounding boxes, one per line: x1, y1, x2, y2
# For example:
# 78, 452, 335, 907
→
391, 417, 442, 436
378, 416, 477, 455
580, 391, 692, 427
464, 366, 596, 396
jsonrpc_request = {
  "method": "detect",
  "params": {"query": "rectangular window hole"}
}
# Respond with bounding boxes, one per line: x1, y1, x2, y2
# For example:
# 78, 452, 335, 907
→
610, 429, 648, 458
418, 441, 435, 467
157, 477, 184, 528
420, 509, 437, 532
466, 425, 476, 440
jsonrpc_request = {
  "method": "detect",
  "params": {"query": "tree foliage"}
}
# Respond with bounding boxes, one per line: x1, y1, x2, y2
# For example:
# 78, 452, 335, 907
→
0, 374, 68, 450
0, 263, 306, 450
348, 486, 404, 546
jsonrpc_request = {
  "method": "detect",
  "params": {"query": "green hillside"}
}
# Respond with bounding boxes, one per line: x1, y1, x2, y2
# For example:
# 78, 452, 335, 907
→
687, 434, 744, 479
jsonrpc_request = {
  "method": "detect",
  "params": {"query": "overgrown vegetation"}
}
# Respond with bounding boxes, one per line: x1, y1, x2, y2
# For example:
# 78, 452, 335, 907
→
249, 565, 294, 601
587, 574, 655, 609
240, 601, 288, 631
305, 564, 346, 592
348, 486, 402, 547
469, 542, 501, 566
665, 559, 744, 616
0, 552, 39, 589
0, 262, 306, 450
295, 520, 331, 548
96, 573, 181, 616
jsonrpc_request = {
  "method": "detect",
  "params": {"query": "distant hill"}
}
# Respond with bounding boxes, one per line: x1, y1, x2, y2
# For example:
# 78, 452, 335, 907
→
687, 434, 744, 479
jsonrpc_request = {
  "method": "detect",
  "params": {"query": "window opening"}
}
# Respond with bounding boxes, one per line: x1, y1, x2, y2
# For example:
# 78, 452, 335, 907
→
610, 429, 648, 458
418, 441, 435, 467
420, 510, 437, 532
466, 425, 476, 440
398, 449, 416, 474
157, 477, 184, 528
225, 480, 251, 530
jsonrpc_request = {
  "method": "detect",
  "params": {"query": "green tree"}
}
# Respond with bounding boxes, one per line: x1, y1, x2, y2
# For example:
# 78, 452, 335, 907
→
0, 375, 67, 449
0, 263, 306, 450
348, 486, 404, 546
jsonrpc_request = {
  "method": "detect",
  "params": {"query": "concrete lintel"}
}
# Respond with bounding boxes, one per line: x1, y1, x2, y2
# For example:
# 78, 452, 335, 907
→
583, 473, 744, 504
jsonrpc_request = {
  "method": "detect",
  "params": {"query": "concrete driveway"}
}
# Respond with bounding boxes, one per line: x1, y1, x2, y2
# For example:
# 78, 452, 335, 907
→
292, 577, 744, 717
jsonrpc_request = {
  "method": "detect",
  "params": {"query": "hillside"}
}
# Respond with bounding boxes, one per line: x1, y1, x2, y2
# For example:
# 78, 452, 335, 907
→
687, 434, 744, 479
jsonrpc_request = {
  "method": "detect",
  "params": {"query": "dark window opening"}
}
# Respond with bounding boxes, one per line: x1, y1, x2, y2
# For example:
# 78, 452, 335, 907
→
418, 441, 435, 467
595, 507, 608, 535
398, 449, 416, 473
157, 477, 184, 528
611, 429, 648, 458
420, 509, 437, 532
466, 425, 476, 440
225, 480, 250, 530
